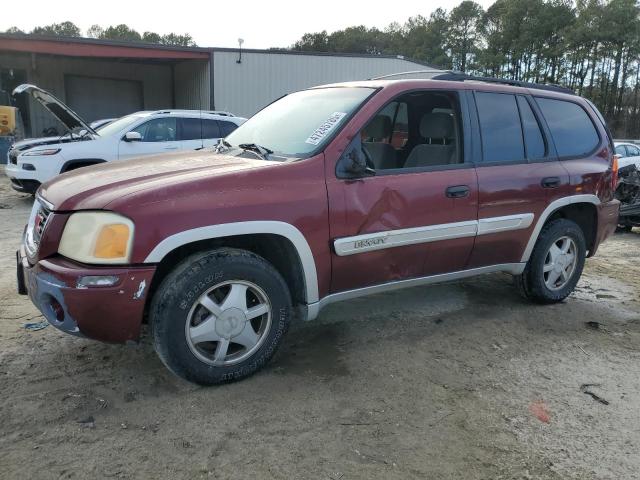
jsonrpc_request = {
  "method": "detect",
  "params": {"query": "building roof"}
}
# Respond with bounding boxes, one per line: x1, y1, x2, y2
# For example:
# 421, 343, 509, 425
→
0, 33, 437, 68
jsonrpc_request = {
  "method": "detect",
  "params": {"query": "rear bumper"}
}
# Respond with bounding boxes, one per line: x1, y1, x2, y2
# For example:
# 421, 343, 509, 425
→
591, 199, 620, 256
18, 247, 156, 343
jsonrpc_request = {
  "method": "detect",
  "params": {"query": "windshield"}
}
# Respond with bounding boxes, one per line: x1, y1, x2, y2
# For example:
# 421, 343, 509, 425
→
94, 114, 144, 137
225, 87, 375, 158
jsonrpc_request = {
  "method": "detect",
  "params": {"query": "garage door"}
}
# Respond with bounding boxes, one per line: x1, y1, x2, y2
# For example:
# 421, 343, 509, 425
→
65, 76, 143, 123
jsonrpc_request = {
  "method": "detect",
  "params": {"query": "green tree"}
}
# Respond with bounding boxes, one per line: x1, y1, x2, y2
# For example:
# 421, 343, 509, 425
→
447, 1, 484, 72
31, 21, 81, 37
100, 24, 142, 42
4, 26, 25, 34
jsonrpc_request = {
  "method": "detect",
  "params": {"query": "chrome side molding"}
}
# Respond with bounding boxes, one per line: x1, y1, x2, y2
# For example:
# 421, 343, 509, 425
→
334, 213, 535, 256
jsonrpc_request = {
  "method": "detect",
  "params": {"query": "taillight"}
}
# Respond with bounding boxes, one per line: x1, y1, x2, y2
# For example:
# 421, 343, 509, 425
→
612, 154, 620, 190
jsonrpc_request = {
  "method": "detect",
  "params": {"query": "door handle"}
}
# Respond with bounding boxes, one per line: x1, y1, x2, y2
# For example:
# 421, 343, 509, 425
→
445, 185, 470, 198
163, 146, 179, 150
541, 176, 561, 188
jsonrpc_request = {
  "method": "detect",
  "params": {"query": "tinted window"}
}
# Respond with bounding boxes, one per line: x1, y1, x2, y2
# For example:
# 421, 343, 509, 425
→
627, 145, 640, 156
202, 119, 221, 139
476, 92, 524, 163
180, 118, 201, 140
536, 97, 599, 157
132, 118, 177, 142
517, 96, 546, 159
218, 120, 237, 137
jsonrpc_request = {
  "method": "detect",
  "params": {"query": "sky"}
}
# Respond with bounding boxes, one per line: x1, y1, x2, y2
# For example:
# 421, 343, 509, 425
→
2, 0, 495, 49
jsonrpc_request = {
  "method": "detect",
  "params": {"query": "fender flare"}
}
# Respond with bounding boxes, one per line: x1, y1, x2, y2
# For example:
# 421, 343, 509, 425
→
520, 194, 601, 262
143, 221, 320, 304
60, 158, 106, 173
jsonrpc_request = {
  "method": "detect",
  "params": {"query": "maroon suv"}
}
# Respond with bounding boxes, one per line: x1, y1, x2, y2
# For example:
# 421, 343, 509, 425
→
17, 75, 620, 384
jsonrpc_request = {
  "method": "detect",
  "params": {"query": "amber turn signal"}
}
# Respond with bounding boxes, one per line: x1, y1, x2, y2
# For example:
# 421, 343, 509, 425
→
93, 224, 130, 258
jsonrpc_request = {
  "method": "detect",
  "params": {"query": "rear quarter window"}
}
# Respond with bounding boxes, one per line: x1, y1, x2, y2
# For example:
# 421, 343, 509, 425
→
535, 97, 599, 158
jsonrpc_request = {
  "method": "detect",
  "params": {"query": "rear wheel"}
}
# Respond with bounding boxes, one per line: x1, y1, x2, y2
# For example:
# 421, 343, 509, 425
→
515, 219, 586, 304
150, 248, 292, 385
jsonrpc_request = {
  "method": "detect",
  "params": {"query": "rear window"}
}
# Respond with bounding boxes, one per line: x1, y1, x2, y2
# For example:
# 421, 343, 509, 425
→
219, 121, 238, 137
517, 96, 546, 159
202, 119, 221, 139
476, 92, 524, 163
180, 118, 201, 140
535, 97, 599, 157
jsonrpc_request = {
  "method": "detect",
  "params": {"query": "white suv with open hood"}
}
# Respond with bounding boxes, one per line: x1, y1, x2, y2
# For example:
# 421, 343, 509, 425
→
5, 84, 246, 194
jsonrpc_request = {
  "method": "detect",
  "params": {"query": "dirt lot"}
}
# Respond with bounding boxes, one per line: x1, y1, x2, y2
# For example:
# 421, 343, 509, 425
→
0, 175, 639, 480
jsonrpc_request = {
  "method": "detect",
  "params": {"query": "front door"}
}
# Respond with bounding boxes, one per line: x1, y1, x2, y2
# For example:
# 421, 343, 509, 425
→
326, 90, 479, 293
118, 117, 180, 161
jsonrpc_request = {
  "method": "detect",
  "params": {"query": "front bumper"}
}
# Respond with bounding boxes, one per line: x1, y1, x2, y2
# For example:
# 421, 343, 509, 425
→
5, 163, 42, 194
18, 246, 156, 343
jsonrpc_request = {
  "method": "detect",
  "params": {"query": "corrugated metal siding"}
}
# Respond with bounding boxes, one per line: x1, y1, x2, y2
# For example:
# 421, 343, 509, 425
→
174, 60, 209, 109
0, 52, 173, 136
213, 51, 438, 117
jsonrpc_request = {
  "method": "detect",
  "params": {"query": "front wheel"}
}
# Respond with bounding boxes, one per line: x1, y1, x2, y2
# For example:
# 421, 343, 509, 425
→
150, 248, 292, 385
515, 218, 586, 304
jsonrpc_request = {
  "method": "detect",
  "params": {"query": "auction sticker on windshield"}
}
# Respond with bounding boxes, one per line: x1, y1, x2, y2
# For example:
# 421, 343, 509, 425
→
305, 112, 347, 145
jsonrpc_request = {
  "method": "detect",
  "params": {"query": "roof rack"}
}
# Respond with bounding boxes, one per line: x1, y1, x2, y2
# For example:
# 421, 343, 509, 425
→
370, 69, 574, 95
150, 109, 236, 117
431, 72, 575, 95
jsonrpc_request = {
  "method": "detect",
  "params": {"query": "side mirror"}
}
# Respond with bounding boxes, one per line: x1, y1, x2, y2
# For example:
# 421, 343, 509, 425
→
124, 131, 142, 142
343, 147, 376, 178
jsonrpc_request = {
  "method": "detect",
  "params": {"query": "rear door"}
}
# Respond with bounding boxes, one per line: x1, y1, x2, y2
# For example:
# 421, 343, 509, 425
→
201, 119, 222, 149
179, 117, 204, 150
467, 90, 569, 268
118, 117, 179, 160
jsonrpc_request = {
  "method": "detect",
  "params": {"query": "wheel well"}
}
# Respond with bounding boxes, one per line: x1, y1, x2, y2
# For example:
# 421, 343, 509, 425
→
60, 159, 105, 173
146, 234, 307, 315
546, 203, 598, 255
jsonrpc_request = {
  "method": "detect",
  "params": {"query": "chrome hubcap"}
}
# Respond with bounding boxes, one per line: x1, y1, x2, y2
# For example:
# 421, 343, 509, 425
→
543, 236, 577, 291
185, 280, 271, 366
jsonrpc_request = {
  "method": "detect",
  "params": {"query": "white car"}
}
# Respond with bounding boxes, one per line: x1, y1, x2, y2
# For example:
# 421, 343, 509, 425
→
5, 84, 246, 194
615, 141, 640, 169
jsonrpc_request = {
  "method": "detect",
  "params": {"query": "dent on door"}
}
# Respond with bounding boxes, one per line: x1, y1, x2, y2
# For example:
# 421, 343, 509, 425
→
327, 168, 479, 293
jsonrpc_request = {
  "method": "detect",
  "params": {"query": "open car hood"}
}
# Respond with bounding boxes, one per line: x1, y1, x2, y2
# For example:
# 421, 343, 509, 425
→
13, 84, 97, 136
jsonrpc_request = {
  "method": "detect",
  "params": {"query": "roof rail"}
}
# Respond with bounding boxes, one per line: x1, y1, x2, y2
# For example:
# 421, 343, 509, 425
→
431, 72, 575, 95
150, 109, 236, 117
370, 70, 574, 95
370, 69, 446, 80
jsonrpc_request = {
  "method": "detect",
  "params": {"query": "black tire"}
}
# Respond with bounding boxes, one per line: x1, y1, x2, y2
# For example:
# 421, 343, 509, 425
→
150, 248, 292, 385
515, 218, 586, 304
616, 224, 633, 233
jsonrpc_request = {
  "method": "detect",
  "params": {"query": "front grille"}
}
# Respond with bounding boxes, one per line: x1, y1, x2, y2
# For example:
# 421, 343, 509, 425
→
33, 204, 51, 246
25, 199, 52, 256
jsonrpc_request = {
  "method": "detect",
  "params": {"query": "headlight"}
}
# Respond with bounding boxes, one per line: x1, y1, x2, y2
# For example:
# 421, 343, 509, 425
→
22, 148, 61, 156
59, 212, 134, 264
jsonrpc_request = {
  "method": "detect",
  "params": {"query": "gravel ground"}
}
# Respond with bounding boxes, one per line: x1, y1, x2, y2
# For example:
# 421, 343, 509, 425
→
0, 175, 639, 480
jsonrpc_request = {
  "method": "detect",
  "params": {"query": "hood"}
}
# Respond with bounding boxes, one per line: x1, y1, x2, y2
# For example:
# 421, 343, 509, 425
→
13, 84, 97, 135
11, 134, 89, 152
39, 150, 274, 211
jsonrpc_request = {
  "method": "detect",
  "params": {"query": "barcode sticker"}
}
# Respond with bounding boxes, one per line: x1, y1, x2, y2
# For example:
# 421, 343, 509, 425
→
305, 112, 347, 145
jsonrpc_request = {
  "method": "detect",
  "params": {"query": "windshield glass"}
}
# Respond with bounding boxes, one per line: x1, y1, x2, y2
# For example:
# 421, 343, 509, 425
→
94, 114, 144, 137
225, 87, 375, 158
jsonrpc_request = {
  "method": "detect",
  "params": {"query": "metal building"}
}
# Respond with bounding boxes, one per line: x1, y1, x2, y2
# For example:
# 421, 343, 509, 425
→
0, 34, 437, 137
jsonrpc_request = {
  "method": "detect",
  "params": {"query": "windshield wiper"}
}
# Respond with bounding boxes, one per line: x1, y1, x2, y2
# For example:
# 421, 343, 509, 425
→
238, 143, 273, 159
